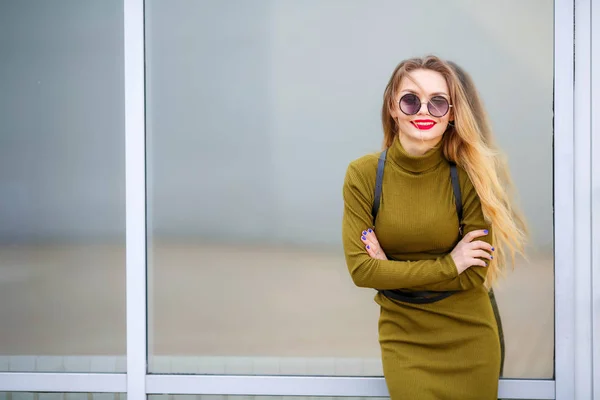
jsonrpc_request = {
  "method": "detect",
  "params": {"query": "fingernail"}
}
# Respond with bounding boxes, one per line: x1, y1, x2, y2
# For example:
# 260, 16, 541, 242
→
491, 256, 494, 259
362, 231, 367, 235
491, 247, 495, 251
367, 245, 370, 249
368, 229, 373, 233
361, 236, 366, 240
484, 229, 489, 234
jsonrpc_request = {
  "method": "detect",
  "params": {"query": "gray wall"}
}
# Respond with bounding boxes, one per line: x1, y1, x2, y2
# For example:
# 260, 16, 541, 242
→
0, 0, 124, 243
0, 0, 553, 251
145, 0, 554, 250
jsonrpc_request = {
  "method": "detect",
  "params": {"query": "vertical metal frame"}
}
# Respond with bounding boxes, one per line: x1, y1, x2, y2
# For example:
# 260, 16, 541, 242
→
124, 0, 147, 399
573, 0, 594, 398
592, 0, 600, 397
554, 0, 595, 399
554, 0, 576, 397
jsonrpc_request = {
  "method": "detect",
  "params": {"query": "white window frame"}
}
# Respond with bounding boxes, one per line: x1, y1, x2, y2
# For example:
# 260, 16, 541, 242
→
592, 0, 600, 398
0, 0, 594, 398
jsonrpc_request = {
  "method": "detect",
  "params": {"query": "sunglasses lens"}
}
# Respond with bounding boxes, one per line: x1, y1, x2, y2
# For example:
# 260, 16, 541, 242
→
428, 96, 449, 117
399, 94, 421, 115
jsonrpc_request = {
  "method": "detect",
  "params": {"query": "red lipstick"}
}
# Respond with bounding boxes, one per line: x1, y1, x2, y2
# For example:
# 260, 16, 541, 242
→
411, 119, 436, 130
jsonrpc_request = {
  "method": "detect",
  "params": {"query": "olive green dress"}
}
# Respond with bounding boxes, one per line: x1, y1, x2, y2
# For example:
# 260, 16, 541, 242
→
341, 136, 501, 399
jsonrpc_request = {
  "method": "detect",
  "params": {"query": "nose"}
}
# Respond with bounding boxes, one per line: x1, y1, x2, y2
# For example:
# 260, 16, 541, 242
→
417, 101, 429, 115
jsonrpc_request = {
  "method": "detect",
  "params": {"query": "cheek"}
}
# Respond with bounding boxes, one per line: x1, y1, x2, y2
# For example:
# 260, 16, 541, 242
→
396, 112, 413, 124
436, 114, 451, 129
436, 119, 449, 129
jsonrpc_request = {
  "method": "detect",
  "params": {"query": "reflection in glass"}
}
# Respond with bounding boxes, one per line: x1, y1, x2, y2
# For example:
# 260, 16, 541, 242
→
145, 0, 553, 378
0, 1, 125, 372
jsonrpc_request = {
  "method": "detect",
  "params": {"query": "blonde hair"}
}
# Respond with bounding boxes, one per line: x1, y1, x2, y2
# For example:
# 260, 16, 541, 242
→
381, 55, 528, 287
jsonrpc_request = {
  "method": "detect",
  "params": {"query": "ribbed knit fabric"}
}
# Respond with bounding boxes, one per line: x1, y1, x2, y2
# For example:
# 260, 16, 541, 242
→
342, 135, 500, 399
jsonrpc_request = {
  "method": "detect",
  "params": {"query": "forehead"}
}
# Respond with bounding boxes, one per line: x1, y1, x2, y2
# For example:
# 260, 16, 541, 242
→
399, 69, 449, 95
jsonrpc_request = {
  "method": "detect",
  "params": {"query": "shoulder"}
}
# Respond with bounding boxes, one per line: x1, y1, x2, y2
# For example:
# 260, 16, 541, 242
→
343, 152, 382, 195
345, 152, 380, 182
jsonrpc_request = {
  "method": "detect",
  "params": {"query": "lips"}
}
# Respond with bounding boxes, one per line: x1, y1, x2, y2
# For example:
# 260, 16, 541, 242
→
411, 119, 436, 130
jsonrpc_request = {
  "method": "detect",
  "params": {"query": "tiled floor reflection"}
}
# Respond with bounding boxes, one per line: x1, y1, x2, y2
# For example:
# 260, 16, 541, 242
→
0, 243, 553, 378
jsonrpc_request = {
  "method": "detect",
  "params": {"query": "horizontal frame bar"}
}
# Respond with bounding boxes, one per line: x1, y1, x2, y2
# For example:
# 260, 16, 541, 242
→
0, 373, 126, 392
146, 375, 555, 399
0, 373, 555, 399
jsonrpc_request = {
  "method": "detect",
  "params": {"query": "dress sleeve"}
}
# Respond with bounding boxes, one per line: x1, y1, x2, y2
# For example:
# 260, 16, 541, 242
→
342, 161, 459, 290
410, 168, 492, 292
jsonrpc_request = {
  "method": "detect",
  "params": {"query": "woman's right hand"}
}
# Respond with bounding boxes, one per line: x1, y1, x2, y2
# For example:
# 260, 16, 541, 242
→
450, 229, 494, 274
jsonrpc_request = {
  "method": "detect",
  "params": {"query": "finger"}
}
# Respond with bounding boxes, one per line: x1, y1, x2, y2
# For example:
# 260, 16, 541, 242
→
365, 241, 380, 257
471, 249, 493, 260
365, 244, 377, 257
361, 229, 375, 243
368, 244, 386, 260
473, 259, 488, 267
361, 234, 377, 251
365, 228, 380, 246
361, 232, 381, 257
463, 229, 490, 243
469, 240, 494, 252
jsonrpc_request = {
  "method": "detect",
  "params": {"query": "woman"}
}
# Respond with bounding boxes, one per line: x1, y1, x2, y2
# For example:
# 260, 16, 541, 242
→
341, 55, 527, 399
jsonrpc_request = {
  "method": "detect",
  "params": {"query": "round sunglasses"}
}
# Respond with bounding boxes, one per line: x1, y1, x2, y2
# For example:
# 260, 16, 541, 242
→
399, 93, 452, 118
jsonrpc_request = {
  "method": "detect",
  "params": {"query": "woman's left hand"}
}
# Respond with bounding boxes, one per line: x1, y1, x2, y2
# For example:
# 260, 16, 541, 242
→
360, 228, 388, 260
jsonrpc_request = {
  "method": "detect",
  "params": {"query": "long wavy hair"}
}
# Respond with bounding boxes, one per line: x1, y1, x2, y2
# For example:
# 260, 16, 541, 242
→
381, 55, 528, 287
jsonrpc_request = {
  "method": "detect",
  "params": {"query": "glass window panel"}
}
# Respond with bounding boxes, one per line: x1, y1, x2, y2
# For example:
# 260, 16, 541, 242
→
0, 0, 125, 372
145, 0, 554, 379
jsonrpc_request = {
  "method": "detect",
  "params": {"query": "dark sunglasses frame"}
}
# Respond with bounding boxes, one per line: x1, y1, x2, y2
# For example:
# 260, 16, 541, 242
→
399, 93, 453, 118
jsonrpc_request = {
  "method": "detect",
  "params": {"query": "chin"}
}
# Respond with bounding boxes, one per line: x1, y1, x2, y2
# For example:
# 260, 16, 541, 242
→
406, 129, 445, 143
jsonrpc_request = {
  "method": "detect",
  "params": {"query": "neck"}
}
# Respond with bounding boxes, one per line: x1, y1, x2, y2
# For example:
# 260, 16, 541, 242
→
399, 134, 443, 156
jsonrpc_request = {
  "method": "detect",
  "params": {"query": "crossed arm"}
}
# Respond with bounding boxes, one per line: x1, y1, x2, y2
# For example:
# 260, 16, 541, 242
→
341, 163, 493, 291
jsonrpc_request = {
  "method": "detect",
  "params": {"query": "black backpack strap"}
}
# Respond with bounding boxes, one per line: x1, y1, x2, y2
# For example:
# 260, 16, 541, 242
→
449, 162, 463, 235
371, 149, 387, 223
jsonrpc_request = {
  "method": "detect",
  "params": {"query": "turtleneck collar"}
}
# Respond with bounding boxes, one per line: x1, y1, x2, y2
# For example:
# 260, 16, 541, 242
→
387, 135, 445, 173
